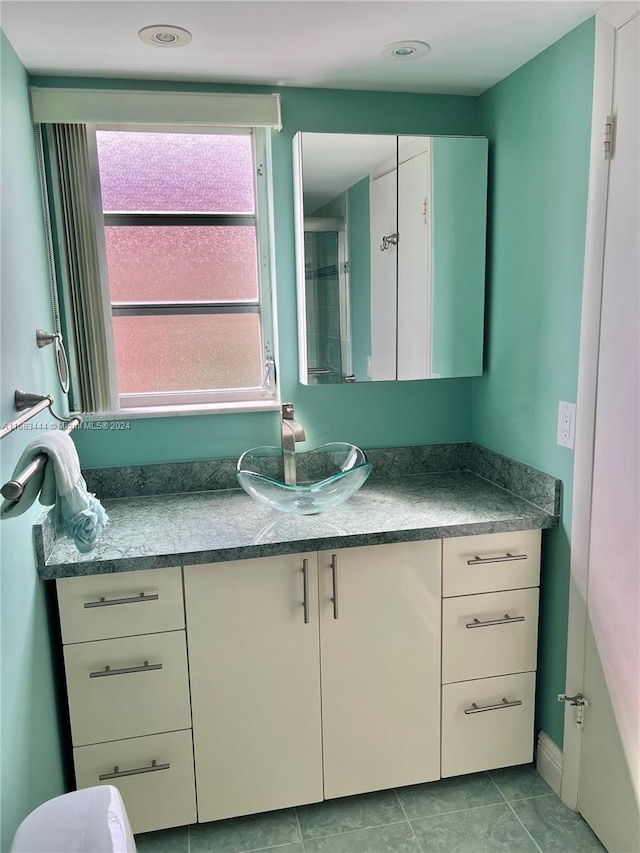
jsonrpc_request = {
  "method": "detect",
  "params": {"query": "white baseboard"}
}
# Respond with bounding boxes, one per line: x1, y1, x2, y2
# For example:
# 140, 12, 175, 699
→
536, 731, 563, 796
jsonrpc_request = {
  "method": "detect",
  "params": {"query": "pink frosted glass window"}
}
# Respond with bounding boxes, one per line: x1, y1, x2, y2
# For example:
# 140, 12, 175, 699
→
113, 315, 263, 393
96, 131, 255, 213
105, 226, 259, 303
95, 128, 269, 402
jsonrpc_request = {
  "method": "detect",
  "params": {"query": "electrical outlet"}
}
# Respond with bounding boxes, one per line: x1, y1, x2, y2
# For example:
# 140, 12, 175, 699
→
557, 401, 577, 449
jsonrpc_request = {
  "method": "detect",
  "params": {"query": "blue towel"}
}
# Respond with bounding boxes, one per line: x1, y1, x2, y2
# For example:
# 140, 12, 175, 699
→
2, 431, 108, 553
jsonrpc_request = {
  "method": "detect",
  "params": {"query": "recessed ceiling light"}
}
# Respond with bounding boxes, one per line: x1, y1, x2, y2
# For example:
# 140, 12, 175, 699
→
138, 25, 192, 48
382, 41, 431, 61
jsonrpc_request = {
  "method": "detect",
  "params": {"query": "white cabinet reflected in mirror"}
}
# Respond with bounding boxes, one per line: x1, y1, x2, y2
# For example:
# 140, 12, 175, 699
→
293, 132, 488, 384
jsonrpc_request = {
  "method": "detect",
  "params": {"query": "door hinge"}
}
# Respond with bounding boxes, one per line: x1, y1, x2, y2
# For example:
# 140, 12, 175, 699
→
341, 261, 350, 274
604, 115, 615, 160
558, 692, 589, 726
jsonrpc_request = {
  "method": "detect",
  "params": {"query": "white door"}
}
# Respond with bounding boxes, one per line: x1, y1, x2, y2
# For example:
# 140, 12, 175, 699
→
318, 541, 441, 799
184, 555, 323, 822
369, 168, 398, 380
572, 12, 640, 851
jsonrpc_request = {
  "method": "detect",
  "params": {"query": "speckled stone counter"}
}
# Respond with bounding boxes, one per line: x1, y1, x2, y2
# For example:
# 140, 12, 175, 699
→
36, 467, 559, 579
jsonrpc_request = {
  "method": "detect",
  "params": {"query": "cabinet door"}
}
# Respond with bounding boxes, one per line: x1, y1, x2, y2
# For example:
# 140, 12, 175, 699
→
319, 541, 441, 799
184, 555, 323, 822
397, 149, 431, 380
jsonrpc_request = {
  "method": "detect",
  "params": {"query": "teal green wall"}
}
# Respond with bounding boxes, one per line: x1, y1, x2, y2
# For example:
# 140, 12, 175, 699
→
473, 19, 595, 747
30, 77, 481, 467
431, 137, 488, 378
1, 32, 66, 849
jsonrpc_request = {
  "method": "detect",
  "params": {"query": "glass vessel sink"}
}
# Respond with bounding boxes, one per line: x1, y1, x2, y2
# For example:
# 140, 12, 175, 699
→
236, 442, 372, 515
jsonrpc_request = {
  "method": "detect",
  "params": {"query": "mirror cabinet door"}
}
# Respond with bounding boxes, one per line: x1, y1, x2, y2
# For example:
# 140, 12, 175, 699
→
293, 133, 488, 384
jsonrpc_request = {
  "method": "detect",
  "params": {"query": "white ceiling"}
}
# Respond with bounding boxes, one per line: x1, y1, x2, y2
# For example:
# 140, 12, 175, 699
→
1, 1, 604, 96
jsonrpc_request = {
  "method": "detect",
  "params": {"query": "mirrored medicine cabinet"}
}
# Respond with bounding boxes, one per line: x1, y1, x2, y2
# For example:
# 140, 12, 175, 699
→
293, 132, 488, 384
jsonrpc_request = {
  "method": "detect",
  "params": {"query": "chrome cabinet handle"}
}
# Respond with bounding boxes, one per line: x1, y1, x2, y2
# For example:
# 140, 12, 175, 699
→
98, 759, 170, 781
302, 559, 310, 625
89, 661, 163, 679
84, 592, 159, 609
466, 614, 526, 629
467, 553, 528, 566
464, 697, 523, 715
331, 554, 339, 620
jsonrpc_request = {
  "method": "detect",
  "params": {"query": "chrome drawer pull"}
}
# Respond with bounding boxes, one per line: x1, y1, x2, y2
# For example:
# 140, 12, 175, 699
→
98, 759, 170, 781
331, 554, 339, 620
467, 553, 528, 566
466, 614, 526, 629
464, 697, 523, 715
89, 661, 163, 679
84, 592, 159, 609
302, 559, 310, 624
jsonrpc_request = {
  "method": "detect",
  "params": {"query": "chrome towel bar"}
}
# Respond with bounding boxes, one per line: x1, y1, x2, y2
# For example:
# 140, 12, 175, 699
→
1, 416, 82, 502
1, 390, 82, 503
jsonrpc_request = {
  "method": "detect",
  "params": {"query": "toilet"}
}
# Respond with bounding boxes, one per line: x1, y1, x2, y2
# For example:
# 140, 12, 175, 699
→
11, 786, 136, 852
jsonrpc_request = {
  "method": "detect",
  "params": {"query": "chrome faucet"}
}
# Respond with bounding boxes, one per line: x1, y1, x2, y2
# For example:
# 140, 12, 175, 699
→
281, 403, 305, 485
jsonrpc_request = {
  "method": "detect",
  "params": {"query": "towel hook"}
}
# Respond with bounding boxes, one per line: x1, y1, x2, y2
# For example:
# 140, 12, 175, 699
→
36, 329, 70, 394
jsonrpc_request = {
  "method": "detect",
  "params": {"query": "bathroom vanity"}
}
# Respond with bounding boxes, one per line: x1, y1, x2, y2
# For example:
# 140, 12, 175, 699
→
54, 530, 541, 834
40, 446, 558, 836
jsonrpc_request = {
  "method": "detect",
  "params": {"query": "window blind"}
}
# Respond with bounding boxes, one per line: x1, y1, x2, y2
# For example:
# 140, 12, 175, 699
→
44, 124, 119, 412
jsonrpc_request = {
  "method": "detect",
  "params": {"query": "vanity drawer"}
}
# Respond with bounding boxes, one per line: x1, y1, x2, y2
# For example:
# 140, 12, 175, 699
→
441, 672, 536, 777
64, 631, 191, 746
57, 567, 184, 643
443, 530, 541, 597
73, 729, 197, 835
442, 588, 539, 683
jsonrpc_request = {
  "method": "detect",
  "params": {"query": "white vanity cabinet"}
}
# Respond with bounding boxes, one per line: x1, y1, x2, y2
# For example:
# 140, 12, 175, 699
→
55, 529, 542, 834
317, 541, 441, 798
56, 568, 197, 835
440, 530, 542, 777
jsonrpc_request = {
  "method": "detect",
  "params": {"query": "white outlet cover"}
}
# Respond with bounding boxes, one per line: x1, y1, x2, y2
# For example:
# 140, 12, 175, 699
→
557, 401, 577, 449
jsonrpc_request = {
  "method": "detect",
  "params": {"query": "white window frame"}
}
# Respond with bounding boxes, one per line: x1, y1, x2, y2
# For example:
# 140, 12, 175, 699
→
89, 123, 278, 414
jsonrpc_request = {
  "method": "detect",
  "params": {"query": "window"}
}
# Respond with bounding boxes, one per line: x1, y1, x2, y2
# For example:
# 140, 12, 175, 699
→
39, 116, 277, 414
94, 127, 275, 410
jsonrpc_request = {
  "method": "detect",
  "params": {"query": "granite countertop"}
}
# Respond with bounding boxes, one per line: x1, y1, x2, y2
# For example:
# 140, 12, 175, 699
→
36, 464, 559, 579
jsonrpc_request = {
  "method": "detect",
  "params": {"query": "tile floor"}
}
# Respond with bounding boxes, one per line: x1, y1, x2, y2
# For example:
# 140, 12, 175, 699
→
135, 765, 605, 853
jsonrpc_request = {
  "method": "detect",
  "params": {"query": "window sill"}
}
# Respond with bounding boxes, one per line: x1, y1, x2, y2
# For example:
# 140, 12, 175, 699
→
76, 400, 282, 421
